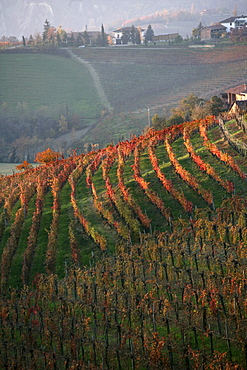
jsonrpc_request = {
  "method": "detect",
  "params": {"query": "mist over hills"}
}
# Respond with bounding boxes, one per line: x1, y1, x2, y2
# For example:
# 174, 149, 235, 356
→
1, 0, 246, 39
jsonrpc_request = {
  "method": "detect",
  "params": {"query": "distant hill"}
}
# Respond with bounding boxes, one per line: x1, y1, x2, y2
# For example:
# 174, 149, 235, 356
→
0, 0, 246, 39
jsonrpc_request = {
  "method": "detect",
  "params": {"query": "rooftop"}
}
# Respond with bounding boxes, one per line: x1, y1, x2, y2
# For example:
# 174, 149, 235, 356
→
202, 24, 227, 31
221, 15, 247, 23
113, 27, 145, 33
225, 84, 247, 94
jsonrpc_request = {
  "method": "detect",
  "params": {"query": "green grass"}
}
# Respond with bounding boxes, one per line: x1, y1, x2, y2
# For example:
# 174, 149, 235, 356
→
0, 53, 103, 119
76, 172, 118, 256
56, 182, 73, 278
9, 196, 36, 287
29, 191, 53, 281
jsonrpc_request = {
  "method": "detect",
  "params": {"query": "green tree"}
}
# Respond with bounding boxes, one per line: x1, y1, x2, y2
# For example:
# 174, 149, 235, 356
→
130, 25, 137, 44
174, 34, 183, 45
192, 21, 203, 39
59, 115, 68, 132
68, 32, 75, 46
152, 114, 167, 130
174, 94, 205, 121
208, 95, 224, 116
28, 35, 34, 45
167, 114, 184, 125
34, 32, 42, 44
145, 24, 154, 45
43, 19, 51, 42
76, 33, 84, 46
121, 31, 130, 44
190, 104, 209, 120
101, 24, 107, 46
83, 30, 90, 46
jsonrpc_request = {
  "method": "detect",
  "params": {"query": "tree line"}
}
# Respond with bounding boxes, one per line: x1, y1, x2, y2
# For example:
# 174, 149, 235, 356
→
0, 93, 226, 163
18, 20, 156, 48
151, 94, 225, 130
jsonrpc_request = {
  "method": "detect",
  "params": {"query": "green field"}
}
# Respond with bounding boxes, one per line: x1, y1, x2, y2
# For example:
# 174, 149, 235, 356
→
0, 53, 103, 119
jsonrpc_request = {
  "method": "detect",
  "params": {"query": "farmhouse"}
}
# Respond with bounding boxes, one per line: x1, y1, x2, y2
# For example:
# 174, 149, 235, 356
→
200, 24, 227, 40
220, 15, 247, 33
224, 83, 247, 115
112, 26, 145, 44
152, 33, 179, 43
225, 84, 247, 105
199, 15, 247, 41
67, 31, 102, 45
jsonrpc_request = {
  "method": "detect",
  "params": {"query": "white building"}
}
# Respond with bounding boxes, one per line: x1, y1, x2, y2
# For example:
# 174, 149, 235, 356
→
220, 15, 247, 33
112, 26, 145, 45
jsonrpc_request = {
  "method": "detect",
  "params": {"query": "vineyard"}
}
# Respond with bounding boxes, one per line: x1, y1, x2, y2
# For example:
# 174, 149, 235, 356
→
72, 44, 247, 113
1, 116, 247, 368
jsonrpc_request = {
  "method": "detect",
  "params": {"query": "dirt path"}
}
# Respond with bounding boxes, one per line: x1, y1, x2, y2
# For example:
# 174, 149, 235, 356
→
47, 49, 113, 151
67, 48, 112, 112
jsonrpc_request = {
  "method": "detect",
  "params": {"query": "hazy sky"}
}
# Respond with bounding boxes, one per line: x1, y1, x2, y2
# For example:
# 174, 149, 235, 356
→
0, 0, 246, 39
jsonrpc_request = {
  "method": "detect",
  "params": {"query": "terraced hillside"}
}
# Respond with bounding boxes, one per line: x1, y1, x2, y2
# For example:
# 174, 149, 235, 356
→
1, 116, 247, 368
72, 44, 247, 113
1, 115, 247, 288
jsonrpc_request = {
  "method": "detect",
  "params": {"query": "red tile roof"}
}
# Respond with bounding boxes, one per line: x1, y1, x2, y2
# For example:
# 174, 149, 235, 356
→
225, 84, 247, 94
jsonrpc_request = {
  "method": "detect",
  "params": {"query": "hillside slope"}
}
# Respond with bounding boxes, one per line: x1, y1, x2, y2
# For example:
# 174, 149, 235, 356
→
1, 115, 247, 368
1, 45, 247, 161
1, 116, 247, 289
0, 52, 104, 161
70, 44, 247, 149
73, 44, 247, 114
